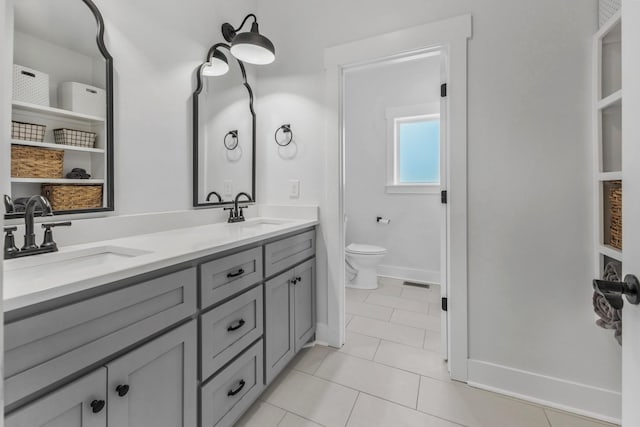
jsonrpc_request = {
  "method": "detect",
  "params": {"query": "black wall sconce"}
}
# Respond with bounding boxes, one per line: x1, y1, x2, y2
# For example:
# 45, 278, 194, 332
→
222, 14, 275, 65
275, 124, 293, 147
202, 13, 274, 77
224, 130, 239, 150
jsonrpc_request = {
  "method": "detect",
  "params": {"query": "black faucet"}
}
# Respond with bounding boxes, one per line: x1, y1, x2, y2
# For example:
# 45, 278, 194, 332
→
3, 195, 72, 259
23, 195, 53, 250
226, 192, 252, 223
206, 191, 223, 203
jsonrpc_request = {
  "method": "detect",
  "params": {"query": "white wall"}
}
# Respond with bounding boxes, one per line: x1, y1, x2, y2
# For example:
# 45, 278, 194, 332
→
344, 56, 441, 283
256, 0, 621, 419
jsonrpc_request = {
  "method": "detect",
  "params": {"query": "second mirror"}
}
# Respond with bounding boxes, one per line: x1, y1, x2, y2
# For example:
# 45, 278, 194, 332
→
193, 43, 255, 207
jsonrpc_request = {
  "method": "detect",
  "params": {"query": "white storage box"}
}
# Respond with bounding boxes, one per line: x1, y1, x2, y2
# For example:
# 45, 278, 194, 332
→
12, 65, 50, 106
59, 82, 106, 118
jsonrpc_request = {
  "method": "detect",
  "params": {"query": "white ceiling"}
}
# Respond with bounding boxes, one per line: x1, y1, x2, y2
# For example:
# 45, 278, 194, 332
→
14, 0, 103, 59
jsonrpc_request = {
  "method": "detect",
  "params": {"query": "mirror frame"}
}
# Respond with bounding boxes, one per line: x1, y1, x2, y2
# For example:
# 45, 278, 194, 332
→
192, 42, 256, 208
6, 0, 114, 220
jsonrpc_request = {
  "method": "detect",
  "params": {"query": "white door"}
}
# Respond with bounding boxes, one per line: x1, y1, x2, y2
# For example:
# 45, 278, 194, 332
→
622, 1, 640, 425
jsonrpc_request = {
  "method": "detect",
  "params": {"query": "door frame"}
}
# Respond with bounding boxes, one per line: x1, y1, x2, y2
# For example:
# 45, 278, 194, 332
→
321, 14, 472, 381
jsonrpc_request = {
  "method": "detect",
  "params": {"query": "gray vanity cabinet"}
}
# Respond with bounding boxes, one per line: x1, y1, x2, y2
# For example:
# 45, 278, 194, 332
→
106, 321, 197, 427
265, 258, 316, 384
5, 368, 107, 427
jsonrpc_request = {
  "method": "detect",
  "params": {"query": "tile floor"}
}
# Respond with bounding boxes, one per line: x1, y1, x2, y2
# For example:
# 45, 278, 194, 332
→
236, 277, 619, 427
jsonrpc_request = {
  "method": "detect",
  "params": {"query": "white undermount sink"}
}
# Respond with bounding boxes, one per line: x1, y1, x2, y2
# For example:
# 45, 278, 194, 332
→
237, 219, 291, 232
4, 245, 152, 273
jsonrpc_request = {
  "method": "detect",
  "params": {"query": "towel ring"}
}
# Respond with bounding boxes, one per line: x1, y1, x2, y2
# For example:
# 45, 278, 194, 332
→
274, 124, 293, 147
224, 130, 239, 150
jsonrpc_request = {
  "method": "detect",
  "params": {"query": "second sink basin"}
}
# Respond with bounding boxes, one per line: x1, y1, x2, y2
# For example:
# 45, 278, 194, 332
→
237, 219, 291, 232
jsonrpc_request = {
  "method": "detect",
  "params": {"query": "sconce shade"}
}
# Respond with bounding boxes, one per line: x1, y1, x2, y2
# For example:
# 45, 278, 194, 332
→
203, 49, 229, 76
230, 22, 275, 65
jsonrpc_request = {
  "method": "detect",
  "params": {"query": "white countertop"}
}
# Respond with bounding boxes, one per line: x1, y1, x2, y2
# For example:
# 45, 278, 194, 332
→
3, 217, 318, 313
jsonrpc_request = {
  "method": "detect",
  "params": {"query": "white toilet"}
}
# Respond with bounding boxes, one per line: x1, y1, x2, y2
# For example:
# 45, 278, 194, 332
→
345, 243, 388, 290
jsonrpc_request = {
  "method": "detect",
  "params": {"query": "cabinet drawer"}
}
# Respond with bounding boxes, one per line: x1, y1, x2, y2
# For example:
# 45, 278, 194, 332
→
264, 229, 315, 277
201, 286, 264, 380
200, 247, 263, 309
200, 339, 264, 427
4, 268, 197, 408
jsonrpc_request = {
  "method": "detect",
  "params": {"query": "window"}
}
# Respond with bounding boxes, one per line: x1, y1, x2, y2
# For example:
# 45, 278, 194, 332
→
386, 104, 440, 193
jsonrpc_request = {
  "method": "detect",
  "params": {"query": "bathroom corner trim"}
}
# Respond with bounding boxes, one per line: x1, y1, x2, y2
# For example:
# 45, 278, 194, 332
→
323, 14, 472, 380
468, 359, 622, 424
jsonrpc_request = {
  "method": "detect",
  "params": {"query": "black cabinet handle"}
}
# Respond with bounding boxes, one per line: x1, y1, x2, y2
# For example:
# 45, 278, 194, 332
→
116, 384, 130, 397
290, 278, 297, 285
227, 268, 245, 278
295, 276, 302, 283
227, 319, 246, 332
90, 399, 105, 413
227, 379, 246, 396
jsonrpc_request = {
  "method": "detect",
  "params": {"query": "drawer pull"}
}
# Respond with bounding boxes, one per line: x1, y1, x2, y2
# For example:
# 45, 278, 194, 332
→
227, 268, 245, 278
295, 276, 302, 283
227, 379, 246, 397
90, 399, 105, 413
116, 384, 130, 397
290, 278, 297, 285
227, 319, 246, 332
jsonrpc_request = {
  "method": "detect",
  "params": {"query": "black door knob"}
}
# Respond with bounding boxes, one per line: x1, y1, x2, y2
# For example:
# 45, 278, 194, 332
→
90, 399, 105, 413
116, 384, 130, 397
593, 274, 640, 309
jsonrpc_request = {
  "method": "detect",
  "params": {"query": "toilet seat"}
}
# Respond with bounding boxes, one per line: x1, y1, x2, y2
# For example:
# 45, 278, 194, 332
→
346, 243, 388, 255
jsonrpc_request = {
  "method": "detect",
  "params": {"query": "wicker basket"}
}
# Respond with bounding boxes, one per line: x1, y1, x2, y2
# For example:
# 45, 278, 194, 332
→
609, 180, 622, 250
11, 145, 64, 178
12, 121, 46, 142
41, 184, 103, 211
53, 128, 96, 148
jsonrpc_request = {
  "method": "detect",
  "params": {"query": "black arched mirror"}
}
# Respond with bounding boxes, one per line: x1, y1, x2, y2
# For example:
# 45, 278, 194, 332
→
6, 0, 114, 219
192, 43, 256, 207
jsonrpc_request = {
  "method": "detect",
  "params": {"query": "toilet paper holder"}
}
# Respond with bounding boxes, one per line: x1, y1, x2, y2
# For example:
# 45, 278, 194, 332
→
376, 216, 390, 224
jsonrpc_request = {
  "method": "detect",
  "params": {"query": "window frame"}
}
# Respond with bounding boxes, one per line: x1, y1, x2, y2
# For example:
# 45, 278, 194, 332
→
385, 104, 440, 194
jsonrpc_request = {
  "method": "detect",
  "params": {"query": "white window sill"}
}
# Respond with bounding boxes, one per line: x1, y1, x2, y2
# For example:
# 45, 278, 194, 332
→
385, 184, 440, 194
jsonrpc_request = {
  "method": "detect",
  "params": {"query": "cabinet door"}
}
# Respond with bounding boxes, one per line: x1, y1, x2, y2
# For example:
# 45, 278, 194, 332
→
5, 368, 107, 427
293, 258, 316, 352
106, 320, 197, 427
265, 270, 295, 384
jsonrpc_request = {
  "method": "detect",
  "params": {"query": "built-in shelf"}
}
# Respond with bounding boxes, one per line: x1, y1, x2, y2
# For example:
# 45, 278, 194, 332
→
597, 171, 622, 181
597, 90, 622, 110
593, 12, 623, 278
599, 244, 622, 262
11, 139, 105, 154
11, 178, 105, 184
12, 100, 105, 123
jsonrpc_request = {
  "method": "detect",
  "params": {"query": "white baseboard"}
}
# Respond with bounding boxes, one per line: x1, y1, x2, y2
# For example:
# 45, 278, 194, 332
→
467, 359, 621, 424
377, 265, 439, 285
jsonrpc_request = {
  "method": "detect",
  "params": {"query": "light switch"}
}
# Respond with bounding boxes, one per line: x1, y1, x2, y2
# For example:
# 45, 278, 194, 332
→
289, 180, 300, 198
223, 180, 233, 197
